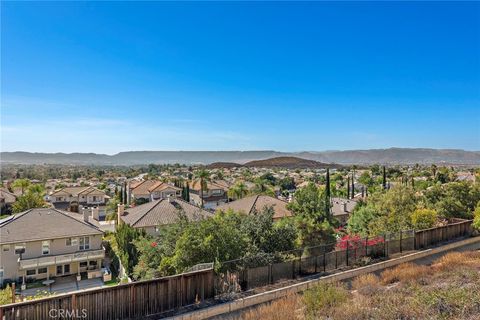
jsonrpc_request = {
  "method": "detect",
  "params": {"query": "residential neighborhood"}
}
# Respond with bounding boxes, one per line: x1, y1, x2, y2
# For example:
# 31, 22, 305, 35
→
1, 1, 479, 319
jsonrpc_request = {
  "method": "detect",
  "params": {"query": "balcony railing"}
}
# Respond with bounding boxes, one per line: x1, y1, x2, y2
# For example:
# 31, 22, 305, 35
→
18, 249, 105, 270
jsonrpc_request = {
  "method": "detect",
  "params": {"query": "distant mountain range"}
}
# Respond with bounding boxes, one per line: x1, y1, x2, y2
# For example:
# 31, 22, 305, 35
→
1, 148, 479, 166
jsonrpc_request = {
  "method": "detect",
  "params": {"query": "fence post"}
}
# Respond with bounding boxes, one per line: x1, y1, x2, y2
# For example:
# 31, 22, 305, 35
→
323, 249, 326, 272
414, 230, 417, 250
72, 293, 77, 317
335, 250, 338, 269
400, 230, 403, 253
383, 234, 387, 257
11, 282, 15, 304
365, 236, 368, 257
346, 241, 349, 267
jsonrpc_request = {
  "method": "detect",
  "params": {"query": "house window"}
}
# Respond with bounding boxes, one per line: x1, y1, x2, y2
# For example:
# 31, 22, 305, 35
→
26, 269, 36, 276
37, 268, 47, 274
14, 244, 25, 255
3, 245, 10, 252
66, 238, 78, 246
212, 189, 222, 195
42, 241, 50, 255
79, 237, 90, 250
79, 262, 88, 268
93, 196, 97, 202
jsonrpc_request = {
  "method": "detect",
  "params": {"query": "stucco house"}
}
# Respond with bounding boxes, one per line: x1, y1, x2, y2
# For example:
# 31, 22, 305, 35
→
0, 208, 105, 288
217, 194, 293, 221
118, 197, 212, 236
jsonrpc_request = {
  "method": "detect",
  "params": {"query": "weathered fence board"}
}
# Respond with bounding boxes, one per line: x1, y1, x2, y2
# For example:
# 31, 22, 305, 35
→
0, 269, 214, 320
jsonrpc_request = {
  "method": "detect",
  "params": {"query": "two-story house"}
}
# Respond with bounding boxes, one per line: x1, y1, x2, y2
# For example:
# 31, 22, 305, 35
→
48, 186, 109, 219
118, 197, 212, 236
128, 180, 182, 204
188, 180, 229, 210
0, 208, 105, 287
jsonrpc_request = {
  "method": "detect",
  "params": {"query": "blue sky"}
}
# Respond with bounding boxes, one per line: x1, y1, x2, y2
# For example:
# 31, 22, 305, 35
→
1, 1, 479, 154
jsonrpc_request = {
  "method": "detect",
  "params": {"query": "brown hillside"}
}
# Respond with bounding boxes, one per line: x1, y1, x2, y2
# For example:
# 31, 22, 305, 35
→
244, 157, 341, 169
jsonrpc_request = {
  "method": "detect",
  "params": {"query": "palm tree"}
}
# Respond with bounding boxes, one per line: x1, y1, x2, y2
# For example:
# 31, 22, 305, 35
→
11, 179, 31, 195
194, 169, 210, 208
228, 182, 248, 200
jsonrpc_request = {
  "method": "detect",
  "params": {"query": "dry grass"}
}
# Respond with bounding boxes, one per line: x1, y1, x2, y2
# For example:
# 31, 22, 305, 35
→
235, 251, 480, 320
380, 263, 430, 285
432, 251, 480, 271
239, 295, 302, 320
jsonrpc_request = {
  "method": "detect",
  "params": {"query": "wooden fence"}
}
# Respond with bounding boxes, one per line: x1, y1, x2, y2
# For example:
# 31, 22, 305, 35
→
415, 218, 473, 249
0, 268, 214, 320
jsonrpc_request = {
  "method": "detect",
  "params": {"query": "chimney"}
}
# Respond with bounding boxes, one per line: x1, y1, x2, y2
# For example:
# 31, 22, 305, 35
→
82, 207, 90, 222
343, 202, 348, 213
91, 206, 99, 221
117, 204, 125, 225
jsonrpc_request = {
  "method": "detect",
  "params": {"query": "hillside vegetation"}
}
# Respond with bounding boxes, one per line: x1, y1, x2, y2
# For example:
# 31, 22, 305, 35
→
244, 157, 341, 169
239, 250, 480, 320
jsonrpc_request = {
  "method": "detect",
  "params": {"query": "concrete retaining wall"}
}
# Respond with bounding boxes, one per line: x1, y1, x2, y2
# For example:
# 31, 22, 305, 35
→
169, 236, 480, 320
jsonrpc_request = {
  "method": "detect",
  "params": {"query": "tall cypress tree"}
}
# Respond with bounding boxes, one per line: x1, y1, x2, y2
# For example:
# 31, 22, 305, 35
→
325, 168, 331, 218
119, 185, 123, 204
382, 166, 387, 190
347, 175, 350, 199
123, 182, 127, 205
351, 173, 355, 199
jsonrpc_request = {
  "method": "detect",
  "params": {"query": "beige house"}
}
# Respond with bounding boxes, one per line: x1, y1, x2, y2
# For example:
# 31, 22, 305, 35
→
217, 195, 292, 221
129, 180, 182, 203
330, 197, 358, 225
118, 198, 212, 236
0, 208, 105, 287
0, 188, 16, 215
189, 180, 229, 209
49, 186, 108, 206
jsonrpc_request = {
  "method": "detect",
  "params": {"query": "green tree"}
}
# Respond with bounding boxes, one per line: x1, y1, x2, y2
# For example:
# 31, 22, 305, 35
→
228, 182, 249, 200
473, 202, 480, 231
411, 208, 438, 230
12, 185, 47, 213
194, 169, 210, 208
115, 223, 145, 276
287, 183, 335, 246
171, 210, 247, 272
11, 179, 31, 195
347, 204, 381, 237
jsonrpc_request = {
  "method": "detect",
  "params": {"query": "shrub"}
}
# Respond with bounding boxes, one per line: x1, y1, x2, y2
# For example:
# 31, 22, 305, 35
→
411, 208, 438, 230
303, 282, 349, 319
240, 296, 300, 320
432, 251, 480, 271
380, 263, 430, 285
352, 274, 381, 296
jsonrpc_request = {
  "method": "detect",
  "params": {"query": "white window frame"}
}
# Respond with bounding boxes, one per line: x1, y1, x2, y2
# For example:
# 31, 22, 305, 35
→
42, 241, 50, 255
79, 237, 90, 251
66, 238, 78, 246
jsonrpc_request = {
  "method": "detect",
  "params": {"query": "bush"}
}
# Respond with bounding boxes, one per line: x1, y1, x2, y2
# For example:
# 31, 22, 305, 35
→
351, 274, 381, 296
411, 208, 438, 230
303, 282, 349, 319
240, 296, 300, 320
380, 263, 430, 285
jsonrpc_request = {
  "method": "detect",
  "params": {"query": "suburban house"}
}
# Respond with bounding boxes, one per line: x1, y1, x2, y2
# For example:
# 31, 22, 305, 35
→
0, 208, 105, 288
217, 195, 293, 221
330, 197, 358, 225
48, 186, 109, 220
128, 180, 182, 204
118, 198, 212, 236
188, 180, 229, 210
0, 188, 16, 215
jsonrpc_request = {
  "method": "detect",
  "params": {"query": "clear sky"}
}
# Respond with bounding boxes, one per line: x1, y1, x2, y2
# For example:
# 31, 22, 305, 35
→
1, 1, 479, 154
